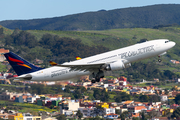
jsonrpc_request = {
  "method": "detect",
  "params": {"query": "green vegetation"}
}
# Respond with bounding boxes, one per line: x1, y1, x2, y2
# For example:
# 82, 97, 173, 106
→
1, 4, 180, 31
1, 25, 180, 81
0, 100, 56, 114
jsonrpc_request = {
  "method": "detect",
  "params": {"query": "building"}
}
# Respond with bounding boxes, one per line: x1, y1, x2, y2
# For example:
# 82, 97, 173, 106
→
78, 107, 94, 117
160, 95, 168, 101
0, 92, 10, 100
128, 106, 147, 113
60, 100, 79, 115
0, 48, 9, 62
78, 107, 115, 118
104, 113, 118, 119
23, 113, 41, 120
118, 76, 127, 86
15, 96, 24, 103
10, 113, 23, 120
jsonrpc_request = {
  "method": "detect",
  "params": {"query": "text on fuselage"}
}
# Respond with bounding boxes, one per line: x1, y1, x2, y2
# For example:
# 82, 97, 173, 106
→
119, 45, 154, 59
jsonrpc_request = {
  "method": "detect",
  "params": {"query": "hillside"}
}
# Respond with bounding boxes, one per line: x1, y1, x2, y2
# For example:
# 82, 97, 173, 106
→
1, 25, 180, 80
1, 4, 180, 30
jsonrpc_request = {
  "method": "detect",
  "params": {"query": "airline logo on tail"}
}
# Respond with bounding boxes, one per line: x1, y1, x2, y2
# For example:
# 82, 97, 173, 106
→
8, 56, 32, 69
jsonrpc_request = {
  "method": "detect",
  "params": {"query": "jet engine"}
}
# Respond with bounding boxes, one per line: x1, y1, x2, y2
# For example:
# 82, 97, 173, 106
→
104, 60, 125, 71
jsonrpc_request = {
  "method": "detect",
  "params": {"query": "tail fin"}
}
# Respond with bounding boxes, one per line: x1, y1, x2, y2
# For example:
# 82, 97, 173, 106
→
4, 52, 43, 76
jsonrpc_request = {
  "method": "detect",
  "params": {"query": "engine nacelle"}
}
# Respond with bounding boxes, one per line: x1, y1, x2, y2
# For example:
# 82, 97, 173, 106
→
105, 60, 125, 71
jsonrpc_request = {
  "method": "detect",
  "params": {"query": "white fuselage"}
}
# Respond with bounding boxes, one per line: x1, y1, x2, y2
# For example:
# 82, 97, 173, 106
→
18, 39, 175, 81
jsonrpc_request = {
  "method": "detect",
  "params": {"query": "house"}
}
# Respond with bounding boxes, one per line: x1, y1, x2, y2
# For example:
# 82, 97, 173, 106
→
0, 48, 9, 62
23, 113, 32, 120
97, 102, 109, 108
9, 113, 23, 120
104, 108, 115, 115
34, 58, 43, 64
15, 96, 24, 103
107, 85, 116, 91
160, 95, 168, 101
131, 112, 140, 118
122, 101, 134, 105
0, 113, 9, 119
23, 113, 42, 120
42, 117, 57, 120
128, 106, 147, 113
0, 92, 10, 100
104, 113, 118, 119
118, 76, 127, 86
78, 107, 115, 118
78, 107, 94, 117
27, 96, 39, 103
120, 108, 128, 113
60, 100, 79, 115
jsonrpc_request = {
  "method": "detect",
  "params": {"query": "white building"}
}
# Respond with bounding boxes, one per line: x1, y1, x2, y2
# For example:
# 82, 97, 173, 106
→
160, 95, 168, 101
60, 100, 79, 115
78, 107, 116, 118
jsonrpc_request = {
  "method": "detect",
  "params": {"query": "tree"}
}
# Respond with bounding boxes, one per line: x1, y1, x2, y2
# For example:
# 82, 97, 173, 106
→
132, 117, 139, 120
175, 94, 180, 104
171, 107, 180, 119
76, 110, 83, 119
148, 109, 161, 119
141, 112, 146, 120
120, 111, 129, 120
0, 28, 3, 35
93, 105, 105, 117
165, 89, 169, 95
139, 95, 149, 102
115, 109, 120, 115
149, 95, 160, 102
56, 114, 66, 120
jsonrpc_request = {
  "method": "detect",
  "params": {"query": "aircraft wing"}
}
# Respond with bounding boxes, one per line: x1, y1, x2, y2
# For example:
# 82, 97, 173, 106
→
56, 63, 105, 71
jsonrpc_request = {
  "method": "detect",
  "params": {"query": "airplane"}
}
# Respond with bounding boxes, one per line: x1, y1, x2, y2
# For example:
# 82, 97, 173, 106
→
4, 39, 175, 83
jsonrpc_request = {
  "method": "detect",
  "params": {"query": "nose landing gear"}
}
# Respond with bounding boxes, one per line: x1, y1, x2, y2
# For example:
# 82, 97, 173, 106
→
158, 55, 162, 62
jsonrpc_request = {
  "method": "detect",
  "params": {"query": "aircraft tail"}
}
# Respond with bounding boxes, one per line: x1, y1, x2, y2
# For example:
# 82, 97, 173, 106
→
4, 52, 43, 76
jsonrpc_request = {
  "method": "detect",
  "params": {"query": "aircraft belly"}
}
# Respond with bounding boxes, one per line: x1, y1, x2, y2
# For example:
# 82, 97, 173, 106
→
76, 71, 92, 77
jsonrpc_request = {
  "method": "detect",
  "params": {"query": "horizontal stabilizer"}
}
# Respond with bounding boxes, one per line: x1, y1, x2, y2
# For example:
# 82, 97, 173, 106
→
10, 74, 32, 81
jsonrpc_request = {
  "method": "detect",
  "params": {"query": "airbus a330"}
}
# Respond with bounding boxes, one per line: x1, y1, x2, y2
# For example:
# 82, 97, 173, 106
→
4, 39, 175, 83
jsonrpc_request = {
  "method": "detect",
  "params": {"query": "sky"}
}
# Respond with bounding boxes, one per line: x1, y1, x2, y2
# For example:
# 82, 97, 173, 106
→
1, 0, 180, 21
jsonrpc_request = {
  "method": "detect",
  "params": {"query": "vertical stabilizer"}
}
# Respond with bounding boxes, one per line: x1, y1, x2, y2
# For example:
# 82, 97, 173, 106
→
4, 52, 43, 76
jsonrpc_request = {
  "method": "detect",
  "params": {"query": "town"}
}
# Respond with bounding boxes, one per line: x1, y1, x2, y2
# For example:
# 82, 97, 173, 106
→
0, 49, 179, 120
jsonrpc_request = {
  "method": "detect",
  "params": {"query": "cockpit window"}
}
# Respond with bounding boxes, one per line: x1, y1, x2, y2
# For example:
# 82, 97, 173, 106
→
165, 40, 169, 43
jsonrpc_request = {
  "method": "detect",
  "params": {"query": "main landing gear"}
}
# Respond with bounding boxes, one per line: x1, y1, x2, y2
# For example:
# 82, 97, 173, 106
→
91, 70, 104, 83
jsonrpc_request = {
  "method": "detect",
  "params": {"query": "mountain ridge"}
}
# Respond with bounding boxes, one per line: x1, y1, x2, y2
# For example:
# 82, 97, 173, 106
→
1, 4, 180, 30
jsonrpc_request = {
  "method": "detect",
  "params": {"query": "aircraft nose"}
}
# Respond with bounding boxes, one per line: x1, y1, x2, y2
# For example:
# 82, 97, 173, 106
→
170, 41, 176, 48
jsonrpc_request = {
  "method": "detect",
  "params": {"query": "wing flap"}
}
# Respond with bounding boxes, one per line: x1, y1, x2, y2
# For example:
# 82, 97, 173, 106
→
56, 63, 105, 71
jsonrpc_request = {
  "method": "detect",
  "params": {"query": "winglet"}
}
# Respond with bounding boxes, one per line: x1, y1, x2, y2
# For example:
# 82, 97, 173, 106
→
76, 56, 82, 60
49, 61, 58, 66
